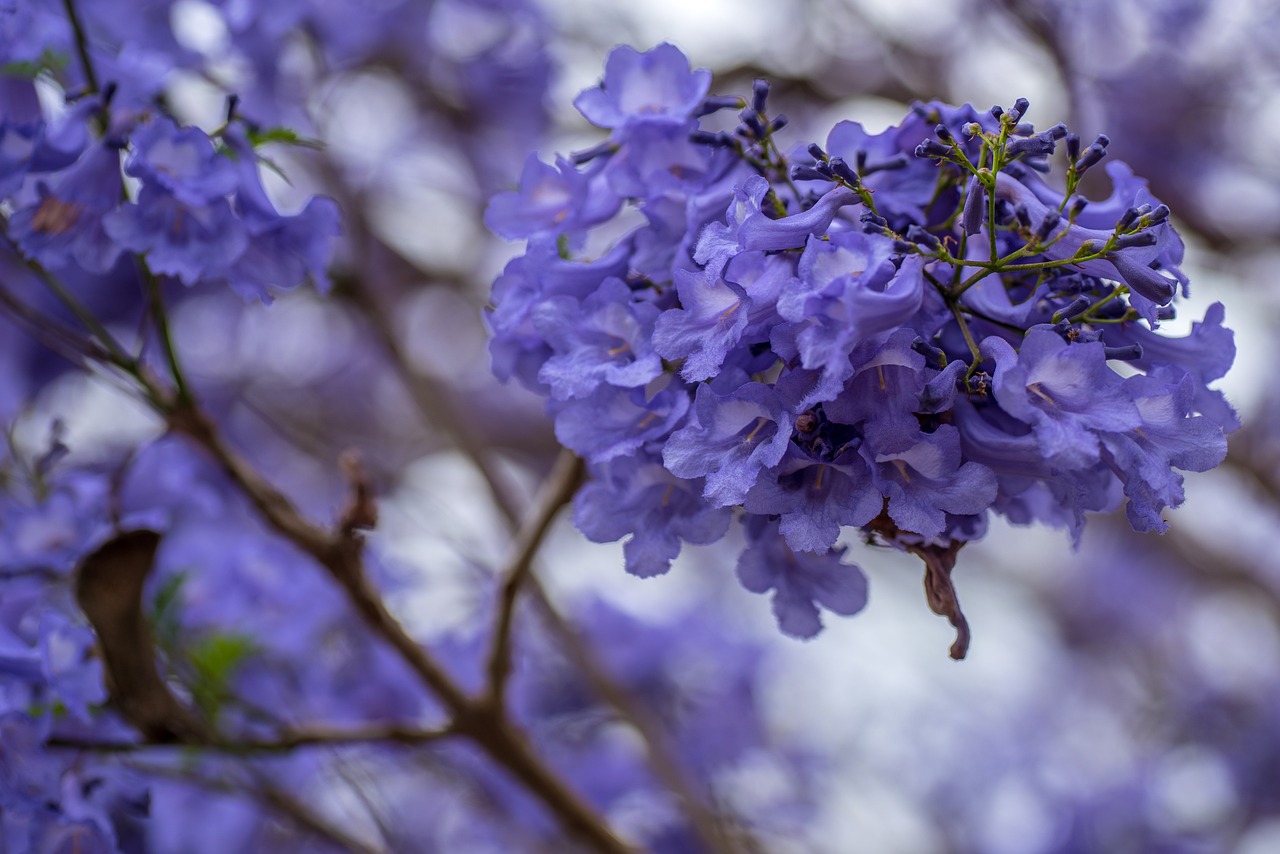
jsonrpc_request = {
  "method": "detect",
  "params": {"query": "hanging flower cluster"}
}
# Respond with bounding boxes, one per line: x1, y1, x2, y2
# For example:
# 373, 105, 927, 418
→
487, 43, 1238, 656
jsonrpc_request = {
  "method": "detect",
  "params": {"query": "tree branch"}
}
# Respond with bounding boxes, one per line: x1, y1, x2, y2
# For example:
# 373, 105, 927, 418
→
483, 449, 584, 708
48, 722, 457, 754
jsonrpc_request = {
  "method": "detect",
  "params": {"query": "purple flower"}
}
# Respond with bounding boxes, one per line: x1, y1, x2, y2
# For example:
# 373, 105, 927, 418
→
984, 326, 1143, 469
574, 454, 732, 577
744, 447, 882, 553
105, 184, 247, 285
123, 117, 239, 207
866, 425, 997, 543
534, 277, 664, 400
574, 43, 711, 130
663, 382, 793, 507
219, 129, 340, 299
9, 144, 123, 273
485, 154, 620, 241
553, 383, 689, 464
736, 518, 868, 638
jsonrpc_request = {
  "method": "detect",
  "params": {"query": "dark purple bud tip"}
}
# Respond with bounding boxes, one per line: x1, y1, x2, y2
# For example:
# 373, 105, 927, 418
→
1014, 203, 1033, 229
855, 150, 868, 172
752, 79, 770, 114
1046, 123, 1068, 140
225, 93, 240, 123
905, 224, 942, 250
827, 156, 860, 186
695, 95, 746, 117
861, 211, 889, 230
892, 238, 916, 253
102, 81, 118, 107
934, 123, 953, 142
915, 139, 952, 159
1007, 97, 1030, 124
1068, 196, 1088, 218
1013, 122, 1035, 135
1104, 343, 1143, 361
1075, 142, 1107, 172
1145, 204, 1170, 225
1117, 206, 1143, 231
1111, 231, 1158, 250
791, 164, 831, 182
912, 338, 946, 368
689, 130, 734, 148
1035, 212, 1059, 242
1052, 295, 1092, 322
739, 110, 766, 137
990, 105, 1004, 119
1006, 136, 1054, 156
1095, 134, 1110, 147
1156, 305, 1177, 321
962, 122, 983, 137
1065, 133, 1080, 161
962, 182, 985, 235
807, 142, 828, 161
767, 114, 789, 134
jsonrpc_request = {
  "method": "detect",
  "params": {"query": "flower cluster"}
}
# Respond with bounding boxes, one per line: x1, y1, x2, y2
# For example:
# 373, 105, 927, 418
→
487, 44, 1238, 655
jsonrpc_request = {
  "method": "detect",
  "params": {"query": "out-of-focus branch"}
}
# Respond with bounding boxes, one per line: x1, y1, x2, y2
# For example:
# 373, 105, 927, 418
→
484, 449, 583, 708
48, 722, 456, 754
167, 402, 632, 853
128, 760, 382, 854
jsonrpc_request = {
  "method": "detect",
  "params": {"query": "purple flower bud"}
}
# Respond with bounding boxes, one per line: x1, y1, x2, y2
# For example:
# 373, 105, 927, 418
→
694, 95, 744, 117
1104, 343, 1143, 361
790, 164, 830, 182
751, 78, 770, 114
1053, 296, 1093, 321
1035, 211, 1059, 242
1008, 97, 1030, 124
915, 139, 951, 159
689, 129, 734, 148
1111, 230, 1158, 250
905, 224, 941, 251
826, 156, 860, 186
962, 177, 985, 235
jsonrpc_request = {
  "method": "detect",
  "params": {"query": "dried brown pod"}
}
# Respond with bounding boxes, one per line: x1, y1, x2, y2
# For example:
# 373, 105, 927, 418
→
73, 530, 210, 743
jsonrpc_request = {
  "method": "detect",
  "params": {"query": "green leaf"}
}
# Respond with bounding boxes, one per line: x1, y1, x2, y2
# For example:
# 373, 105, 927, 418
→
246, 126, 324, 151
1, 50, 70, 80
187, 632, 256, 721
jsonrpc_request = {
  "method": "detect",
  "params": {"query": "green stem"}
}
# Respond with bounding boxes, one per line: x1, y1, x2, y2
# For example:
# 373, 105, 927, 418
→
141, 262, 192, 405
61, 0, 100, 95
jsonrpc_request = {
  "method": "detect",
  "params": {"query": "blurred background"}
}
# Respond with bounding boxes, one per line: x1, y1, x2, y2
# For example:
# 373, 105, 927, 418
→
5, 0, 1280, 851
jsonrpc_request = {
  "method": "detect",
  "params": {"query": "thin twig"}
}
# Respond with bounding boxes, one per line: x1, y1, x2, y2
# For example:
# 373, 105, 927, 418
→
125, 760, 381, 854
525, 580, 744, 854
483, 449, 584, 708
61, 0, 101, 95
48, 722, 456, 754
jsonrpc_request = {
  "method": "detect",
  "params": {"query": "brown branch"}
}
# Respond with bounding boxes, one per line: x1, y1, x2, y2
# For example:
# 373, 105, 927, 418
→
483, 449, 584, 708
48, 722, 456, 754
127, 760, 381, 854
525, 581, 745, 854
166, 403, 631, 853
